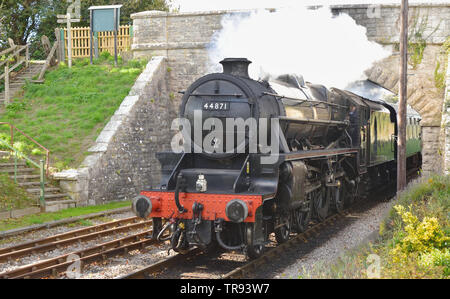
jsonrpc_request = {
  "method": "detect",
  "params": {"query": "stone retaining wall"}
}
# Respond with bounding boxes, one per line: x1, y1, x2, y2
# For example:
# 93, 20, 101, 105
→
53, 57, 173, 206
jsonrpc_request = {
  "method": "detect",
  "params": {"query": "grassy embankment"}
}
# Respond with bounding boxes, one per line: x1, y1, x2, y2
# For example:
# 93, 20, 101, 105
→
0, 173, 37, 211
0, 52, 146, 214
304, 175, 449, 279
0, 52, 148, 170
0, 200, 131, 232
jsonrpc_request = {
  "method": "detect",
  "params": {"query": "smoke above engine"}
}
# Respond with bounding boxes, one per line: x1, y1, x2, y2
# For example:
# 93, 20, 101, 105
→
207, 5, 391, 89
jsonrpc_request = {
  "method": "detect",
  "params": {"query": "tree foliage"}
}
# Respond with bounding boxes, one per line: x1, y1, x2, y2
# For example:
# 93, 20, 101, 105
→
0, 0, 171, 57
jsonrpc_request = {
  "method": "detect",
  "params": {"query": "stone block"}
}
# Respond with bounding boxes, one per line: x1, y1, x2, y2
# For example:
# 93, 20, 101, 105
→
0, 210, 11, 220
11, 207, 41, 218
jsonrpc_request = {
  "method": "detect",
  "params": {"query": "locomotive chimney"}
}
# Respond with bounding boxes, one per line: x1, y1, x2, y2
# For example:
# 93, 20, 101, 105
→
220, 58, 251, 78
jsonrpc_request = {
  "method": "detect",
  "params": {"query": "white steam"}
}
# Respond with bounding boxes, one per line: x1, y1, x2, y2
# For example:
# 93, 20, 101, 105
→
208, 6, 391, 88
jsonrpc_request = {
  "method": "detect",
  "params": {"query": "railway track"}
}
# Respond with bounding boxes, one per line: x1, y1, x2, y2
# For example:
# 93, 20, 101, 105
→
222, 212, 343, 279
118, 211, 346, 279
0, 217, 156, 279
0, 217, 151, 262
0, 170, 418, 279
118, 173, 415, 280
1, 230, 157, 279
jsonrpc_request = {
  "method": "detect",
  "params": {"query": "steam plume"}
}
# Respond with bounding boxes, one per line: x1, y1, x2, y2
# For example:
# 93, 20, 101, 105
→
208, 6, 391, 88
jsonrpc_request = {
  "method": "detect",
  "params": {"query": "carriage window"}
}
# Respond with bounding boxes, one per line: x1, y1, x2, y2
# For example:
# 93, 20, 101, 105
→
413, 119, 417, 138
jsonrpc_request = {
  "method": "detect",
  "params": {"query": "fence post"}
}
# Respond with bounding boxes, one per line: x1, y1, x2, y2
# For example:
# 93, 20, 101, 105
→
40, 159, 46, 210
55, 28, 60, 62
25, 44, 29, 68
14, 151, 17, 184
60, 29, 66, 61
4, 63, 9, 106
94, 32, 99, 59
67, 13, 72, 68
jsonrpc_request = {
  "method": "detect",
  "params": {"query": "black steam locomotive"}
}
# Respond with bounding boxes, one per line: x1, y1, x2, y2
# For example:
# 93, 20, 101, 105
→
132, 58, 421, 258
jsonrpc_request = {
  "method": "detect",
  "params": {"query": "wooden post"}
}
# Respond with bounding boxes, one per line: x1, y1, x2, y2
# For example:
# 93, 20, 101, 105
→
39, 159, 46, 210
55, 28, 61, 62
25, 45, 29, 68
67, 13, 72, 68
90, 9, 93, 64
397, 0, 408, 193
94, 32, 99, 59
114, 7, 118, 66
4, 64, 9, 106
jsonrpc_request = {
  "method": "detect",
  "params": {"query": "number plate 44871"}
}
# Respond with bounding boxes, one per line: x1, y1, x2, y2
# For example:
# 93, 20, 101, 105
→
202, 102, 230, 111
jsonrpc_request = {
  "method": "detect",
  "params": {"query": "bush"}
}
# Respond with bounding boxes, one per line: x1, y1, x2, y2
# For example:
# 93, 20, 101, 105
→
381, 175, 450, 278
390, 205, 448, 262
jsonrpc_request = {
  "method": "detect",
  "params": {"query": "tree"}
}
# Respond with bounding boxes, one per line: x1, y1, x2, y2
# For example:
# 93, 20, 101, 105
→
0, 0, 171, 57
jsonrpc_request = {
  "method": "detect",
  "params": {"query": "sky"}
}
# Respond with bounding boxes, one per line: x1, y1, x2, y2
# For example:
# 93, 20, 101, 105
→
170, 0, 450, 12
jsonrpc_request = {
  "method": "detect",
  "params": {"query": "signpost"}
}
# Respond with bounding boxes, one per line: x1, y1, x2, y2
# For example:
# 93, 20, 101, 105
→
57, 13, 80, 68
88, 5, 122, 66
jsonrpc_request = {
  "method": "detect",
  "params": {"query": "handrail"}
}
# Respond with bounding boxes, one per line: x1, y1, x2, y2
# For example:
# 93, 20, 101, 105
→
0, 122, 50, 176
0, 45, 29, 80
0, 45, 17, 58
0, 138, 45, 208
0, 45, 26, 70
33, 41, 58, 83
1, 44, 29, 105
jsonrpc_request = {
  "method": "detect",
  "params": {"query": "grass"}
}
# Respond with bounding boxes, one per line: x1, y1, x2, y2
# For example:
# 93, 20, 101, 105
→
0, 173, 36, 211
0, 200, 131, 231
302, 175, 449, 279
0, 52, 148, 170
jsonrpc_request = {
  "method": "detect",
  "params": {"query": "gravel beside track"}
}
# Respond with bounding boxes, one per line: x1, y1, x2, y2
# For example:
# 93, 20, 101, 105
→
270, 199, 393, 278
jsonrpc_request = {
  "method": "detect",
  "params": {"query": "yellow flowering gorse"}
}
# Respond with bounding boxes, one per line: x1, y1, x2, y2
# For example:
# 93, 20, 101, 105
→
390, 205, 449, 265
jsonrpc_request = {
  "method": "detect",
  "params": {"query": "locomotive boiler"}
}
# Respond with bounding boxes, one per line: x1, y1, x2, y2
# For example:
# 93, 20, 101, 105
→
132, 58, 421, 258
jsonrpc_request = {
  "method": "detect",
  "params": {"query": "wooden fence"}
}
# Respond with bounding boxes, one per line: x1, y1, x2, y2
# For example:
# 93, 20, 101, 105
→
56, 25, 132, 59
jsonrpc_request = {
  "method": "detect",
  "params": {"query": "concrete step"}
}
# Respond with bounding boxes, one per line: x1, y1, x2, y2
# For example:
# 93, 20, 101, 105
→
9, 174, 41, 180
0, 151, 11, 158
26, 187, 61, 194
0, 162, 27, 168
41, 193, 70, 200
43, 200, 77, 212
0, 168, 35, 174
45, 199, 76, 205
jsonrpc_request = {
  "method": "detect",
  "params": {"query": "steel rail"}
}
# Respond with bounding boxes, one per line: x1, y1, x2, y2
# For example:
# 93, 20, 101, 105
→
118, 213, 346, 280
1, 230, 157, 279
0, 218, 152, 262
222, 212, 344, 279
0, 216, 139, 254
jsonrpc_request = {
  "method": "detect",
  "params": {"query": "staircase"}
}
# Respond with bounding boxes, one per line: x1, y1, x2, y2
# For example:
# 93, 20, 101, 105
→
0, 151, 76, 213
0, 62, 43, 106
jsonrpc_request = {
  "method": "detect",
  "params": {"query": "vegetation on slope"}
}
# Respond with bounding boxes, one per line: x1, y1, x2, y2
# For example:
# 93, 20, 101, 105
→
0, 52, 147, 170
0, 173, 36, 211
305, 175, 449, 279
0, 200, 131, 232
